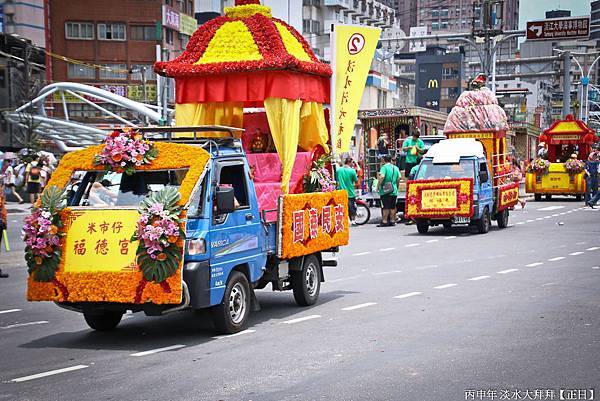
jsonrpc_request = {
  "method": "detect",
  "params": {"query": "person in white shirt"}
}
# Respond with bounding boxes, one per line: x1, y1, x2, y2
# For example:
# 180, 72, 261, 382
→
2, 159, 24, 203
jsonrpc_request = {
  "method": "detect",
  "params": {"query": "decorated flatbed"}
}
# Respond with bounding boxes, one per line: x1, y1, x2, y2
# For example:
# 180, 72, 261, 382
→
526, 115, 597, 201
406, 84, 519, 234
25, 0, 353, 334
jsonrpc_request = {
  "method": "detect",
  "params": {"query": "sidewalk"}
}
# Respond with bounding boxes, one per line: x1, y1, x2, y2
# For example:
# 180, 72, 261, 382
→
5, 201, 32, 215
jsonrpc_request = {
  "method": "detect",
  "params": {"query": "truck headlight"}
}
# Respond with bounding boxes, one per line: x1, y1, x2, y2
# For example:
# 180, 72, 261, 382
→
186, 238, 206, 255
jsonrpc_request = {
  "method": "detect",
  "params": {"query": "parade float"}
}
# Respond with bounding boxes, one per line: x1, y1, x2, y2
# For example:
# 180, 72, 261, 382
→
25, 0, 354, 333
525, 114, 597, 201
406, 80, 519, 233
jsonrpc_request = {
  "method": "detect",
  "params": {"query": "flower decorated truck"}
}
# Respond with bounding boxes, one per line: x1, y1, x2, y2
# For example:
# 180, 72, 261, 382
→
406, 87, 519, 234
525, 115, 598, 201
25, 0, 351, 334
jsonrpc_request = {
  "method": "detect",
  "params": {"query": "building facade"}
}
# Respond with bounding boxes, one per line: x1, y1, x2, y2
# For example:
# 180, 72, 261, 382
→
47, 0, 196, 123
0, 0, 45, 47
414, 47, 463, 114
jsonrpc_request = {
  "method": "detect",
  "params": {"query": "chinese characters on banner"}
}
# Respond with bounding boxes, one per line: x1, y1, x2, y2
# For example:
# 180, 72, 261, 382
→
292, 204, 346, 244
63, 210, 140, 273
332, 25, 381, 153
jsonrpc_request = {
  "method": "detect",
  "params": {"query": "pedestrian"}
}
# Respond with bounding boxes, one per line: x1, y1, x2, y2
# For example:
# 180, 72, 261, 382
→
335, 157, 359, 226
39, 156, 53, 192
585, 151, 599, 204
376, 154, 401, 227
0, 180, 8, 278
24, 156, 42, 204
1, 159, 24, 203
537, 142, 548, 160
377, 132, 389, 156
402, 130, 425, 178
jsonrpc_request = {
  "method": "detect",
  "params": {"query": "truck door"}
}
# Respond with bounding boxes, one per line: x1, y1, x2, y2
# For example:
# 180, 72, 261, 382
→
208, 160, 265, 296
478, 159, 494, 216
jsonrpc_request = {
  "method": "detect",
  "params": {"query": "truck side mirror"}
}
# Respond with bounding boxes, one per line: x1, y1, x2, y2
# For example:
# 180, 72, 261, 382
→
479, 163, 489, 183
215, 186, 235, 214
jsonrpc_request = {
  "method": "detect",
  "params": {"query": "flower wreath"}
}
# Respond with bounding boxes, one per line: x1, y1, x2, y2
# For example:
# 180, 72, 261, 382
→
131, 187, 184, 291
564, 159, 585, 175
527, 158, 550, 175
94, 129, 158, 175
24, 186, 66, 284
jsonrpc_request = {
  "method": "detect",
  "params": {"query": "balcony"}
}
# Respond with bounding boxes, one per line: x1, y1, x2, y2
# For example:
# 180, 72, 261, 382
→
324, 0, 351, 9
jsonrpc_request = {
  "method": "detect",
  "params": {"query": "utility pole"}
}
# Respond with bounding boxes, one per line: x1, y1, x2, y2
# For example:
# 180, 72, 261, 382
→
562, 51, 571, 119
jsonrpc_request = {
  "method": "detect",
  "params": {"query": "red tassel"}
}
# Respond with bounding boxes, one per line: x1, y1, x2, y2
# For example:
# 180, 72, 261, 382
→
160, 281, 172, 293
134, 278, 148, 303
52, 278, 69, 300
235, 0, 260, 5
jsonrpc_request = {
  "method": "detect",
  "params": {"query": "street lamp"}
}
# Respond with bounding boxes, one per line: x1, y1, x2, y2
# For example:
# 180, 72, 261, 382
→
553, 49, 600, 124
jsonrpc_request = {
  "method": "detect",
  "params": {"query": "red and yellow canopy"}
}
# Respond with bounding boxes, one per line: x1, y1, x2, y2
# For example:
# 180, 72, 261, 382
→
155, 0, 331, 105
540, 114, 597, 146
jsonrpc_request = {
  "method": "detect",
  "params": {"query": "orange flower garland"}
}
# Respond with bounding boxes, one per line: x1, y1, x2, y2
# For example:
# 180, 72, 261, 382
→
405, 179, 474, 219
279, 190, 349, 259
28, 142, 210, 305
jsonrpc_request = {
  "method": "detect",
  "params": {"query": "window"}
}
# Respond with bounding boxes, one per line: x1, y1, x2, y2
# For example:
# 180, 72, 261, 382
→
442, 67, 459, 80
165, 28, 173, 44
441, 21, 448, 29
303, 19, 310, 32
130, 64, 156, 81
431, 22, 439, 31
65, 22, 94, 40
98, 23, 126, 40
440, 8, 448, 17
377, 89, 387, 109
218, 163, 249, 209
67, 64, 95, 79
130, 25, 156, 41
311, 20, 320, 34
68, 170, 188, 207
99, 64, 127, 80
431, 9, 439, 17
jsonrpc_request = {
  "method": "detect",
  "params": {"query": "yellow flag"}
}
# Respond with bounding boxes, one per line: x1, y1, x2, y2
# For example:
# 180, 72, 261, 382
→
332, 25, 381, 153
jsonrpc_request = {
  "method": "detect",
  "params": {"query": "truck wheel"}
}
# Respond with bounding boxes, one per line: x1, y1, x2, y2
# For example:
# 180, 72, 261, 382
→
416, 220, 429, 234
545, 194, 552, 201
534, 194, 542, 201
83, 310, 123, 331
291, 254, 321, 306
212, 271, 250, 334
575, 194, 582, 202
477, 207, 490, 234
443, 222, 452, 231
496, 209, 509, 229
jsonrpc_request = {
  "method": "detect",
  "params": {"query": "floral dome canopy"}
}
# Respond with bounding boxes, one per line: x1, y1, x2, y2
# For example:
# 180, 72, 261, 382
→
155, 0, 331, 79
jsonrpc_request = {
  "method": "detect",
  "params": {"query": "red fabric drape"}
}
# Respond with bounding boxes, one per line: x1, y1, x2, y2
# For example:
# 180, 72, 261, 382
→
175, 70, 330, 106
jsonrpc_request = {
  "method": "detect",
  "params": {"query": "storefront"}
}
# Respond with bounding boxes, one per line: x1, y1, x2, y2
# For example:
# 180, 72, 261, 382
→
510, 121, 541, 162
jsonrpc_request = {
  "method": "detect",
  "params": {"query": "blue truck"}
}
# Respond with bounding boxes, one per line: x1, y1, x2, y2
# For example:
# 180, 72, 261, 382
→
50, 128, 347, 333
406, 138, 518, 234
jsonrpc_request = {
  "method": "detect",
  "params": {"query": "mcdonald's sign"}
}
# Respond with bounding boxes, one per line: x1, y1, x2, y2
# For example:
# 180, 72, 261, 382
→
427, 79, 439, 89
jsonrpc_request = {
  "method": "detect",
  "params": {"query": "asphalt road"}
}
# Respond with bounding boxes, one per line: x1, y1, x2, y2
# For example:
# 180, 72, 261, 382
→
1, 200, 599, 401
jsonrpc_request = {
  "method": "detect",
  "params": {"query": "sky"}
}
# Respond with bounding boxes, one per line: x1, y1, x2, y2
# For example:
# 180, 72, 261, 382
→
518, 0, 592, 29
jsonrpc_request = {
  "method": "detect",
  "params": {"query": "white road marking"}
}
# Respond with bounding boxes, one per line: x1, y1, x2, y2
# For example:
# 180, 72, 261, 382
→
352, 251, 372, 256
373, 270, 402, 275
433, 283, 457, 289
130, 344, 186, 357
559, 212, 566, 215
569, 252, 584, 256
576, 241, 586, 245
379, 247, 396, 252
526, 262, 543, 267
497, 269, 519, 274
393, 291, 422, 299
535, 218, 543, 221
426, 239, 439, 243
282, 315, 321, 324
516, 222, 525, 225
212, 329, 256, 340
444, 236, 457, 239
548, 256, 565, 262
526, 219, 534, 223
551, 214, 559, 217
0, 309, 22, 315
1, 321, 49, 330
544, 216, 552, 219
405, 243, 420, 247
341, 302, 377, 311
12, 365, 89, 383
541, 282, 556, 287
566, 210, 573, 213
537, 206, 565, 211
592, 266, 600, 270
468, 275, 490, 281
586, 247, 599, 251
328, 274, 362, 283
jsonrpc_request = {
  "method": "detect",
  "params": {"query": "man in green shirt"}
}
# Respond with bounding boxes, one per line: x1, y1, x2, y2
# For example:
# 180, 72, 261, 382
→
402, 131, 425, 178
335, 157, 358, 225
377, 154, 401, 227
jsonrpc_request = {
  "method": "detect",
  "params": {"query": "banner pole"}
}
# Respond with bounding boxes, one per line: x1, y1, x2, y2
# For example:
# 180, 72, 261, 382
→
330, 23, 337, 161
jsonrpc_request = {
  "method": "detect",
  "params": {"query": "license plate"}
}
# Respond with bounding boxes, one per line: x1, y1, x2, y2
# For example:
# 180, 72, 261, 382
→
454, 217, 470, 224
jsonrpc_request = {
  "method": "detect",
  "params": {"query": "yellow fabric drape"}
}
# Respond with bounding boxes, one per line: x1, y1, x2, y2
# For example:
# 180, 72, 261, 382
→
175, 102, 244, 137
264, 97, 302, 194
299, 102, 329, 153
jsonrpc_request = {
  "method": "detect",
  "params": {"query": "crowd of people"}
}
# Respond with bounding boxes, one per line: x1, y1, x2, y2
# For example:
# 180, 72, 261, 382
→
0, 152, 56, 205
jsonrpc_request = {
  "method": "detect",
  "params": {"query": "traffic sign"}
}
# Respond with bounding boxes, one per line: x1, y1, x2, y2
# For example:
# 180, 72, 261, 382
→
526, 16, 590, 41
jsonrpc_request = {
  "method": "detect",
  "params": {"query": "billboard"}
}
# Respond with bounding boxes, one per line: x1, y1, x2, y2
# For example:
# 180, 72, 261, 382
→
416, 62, 442, 111
526, 16, 590, 41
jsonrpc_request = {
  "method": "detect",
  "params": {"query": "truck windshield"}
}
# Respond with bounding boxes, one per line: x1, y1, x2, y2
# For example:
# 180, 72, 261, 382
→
67, 169, 189, 207
415, 159, 475, 180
